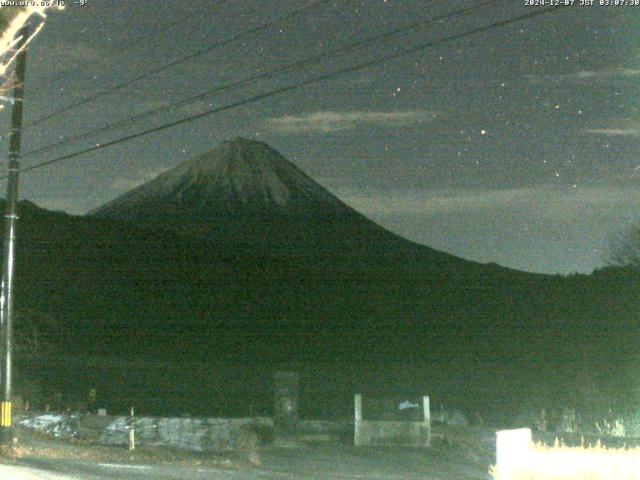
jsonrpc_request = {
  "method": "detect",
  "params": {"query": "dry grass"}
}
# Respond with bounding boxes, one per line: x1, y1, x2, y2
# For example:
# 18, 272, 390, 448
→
4, 426, 243, 470
491, 440, 640, 480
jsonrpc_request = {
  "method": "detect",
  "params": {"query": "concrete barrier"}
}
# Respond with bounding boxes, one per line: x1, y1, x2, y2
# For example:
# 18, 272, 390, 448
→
354, 394, 430, 447
495, 428, 532, 479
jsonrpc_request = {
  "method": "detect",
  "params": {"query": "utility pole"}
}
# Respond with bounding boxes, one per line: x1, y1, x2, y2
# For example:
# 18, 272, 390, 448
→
0, 24, 29, 446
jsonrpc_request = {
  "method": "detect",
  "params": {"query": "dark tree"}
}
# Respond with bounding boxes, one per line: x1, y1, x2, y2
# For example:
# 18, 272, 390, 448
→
607, 223, 640, 268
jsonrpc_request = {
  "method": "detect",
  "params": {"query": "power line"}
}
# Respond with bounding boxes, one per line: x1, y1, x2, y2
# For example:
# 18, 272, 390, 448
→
6, 5, 569, 180
23, 0, 331, 130
22, 0, 502, 159
16, 5, 568, 176
29, 2, 228, 91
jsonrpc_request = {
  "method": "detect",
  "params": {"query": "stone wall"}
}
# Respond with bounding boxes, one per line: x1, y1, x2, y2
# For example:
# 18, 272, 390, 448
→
19, 414, 352, 453
98, 416, 273, 452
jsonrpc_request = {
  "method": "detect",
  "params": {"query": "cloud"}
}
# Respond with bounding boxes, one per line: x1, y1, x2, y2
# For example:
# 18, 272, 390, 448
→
30, 197, 87, 216
330, 185, 640, 274
584, 127, 640, 137
583, 119, 640, 137
340, 188, 530, 216
265, 110, 433, 133
337, 185, 640, 220
45, 40, 101, 66
111, 166, 168, 192
332, 186, 640, 275
176, 98, 215, 116
526, 67, 640, 83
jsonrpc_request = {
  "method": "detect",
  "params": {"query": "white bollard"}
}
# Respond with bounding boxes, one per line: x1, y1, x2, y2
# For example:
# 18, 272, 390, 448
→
128, 407, 135, 452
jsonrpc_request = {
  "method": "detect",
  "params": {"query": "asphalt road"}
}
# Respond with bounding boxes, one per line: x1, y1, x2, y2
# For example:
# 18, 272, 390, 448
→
1, 441, 493, 479
0, 425, 495, 479
1, 458, 293, 479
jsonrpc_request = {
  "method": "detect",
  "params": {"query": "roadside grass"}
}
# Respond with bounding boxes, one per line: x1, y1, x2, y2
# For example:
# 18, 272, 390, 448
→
491, 438, 640, 480
2, 426, 244, 469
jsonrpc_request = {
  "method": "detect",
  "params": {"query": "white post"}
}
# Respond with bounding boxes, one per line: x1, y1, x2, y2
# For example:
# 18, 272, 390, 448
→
422, 396, 430, 425
128, 407, 135, 452
423, 396, 430, 446
354, 394, 362, 422
354, 394, 362, 446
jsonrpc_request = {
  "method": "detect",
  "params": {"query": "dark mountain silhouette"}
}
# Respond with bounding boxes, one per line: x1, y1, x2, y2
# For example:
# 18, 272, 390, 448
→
1, 138, 636, 418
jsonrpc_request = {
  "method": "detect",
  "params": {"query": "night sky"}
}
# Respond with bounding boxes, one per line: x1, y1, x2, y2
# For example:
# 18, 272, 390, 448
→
2, 0, 638, 274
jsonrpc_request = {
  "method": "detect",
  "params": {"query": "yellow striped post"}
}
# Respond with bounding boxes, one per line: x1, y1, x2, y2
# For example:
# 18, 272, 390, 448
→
0, 402, 11, 428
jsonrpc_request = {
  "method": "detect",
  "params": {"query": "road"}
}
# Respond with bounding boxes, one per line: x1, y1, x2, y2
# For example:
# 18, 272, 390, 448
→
1, 425, 495, 479
1, 441, 493, 479
0, 457, 440, 479
1, 458, 294, 479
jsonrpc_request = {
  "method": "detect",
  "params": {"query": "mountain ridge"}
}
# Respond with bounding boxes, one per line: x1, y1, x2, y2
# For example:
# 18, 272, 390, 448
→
91, 138, 352, 216
89, 137, 477, 264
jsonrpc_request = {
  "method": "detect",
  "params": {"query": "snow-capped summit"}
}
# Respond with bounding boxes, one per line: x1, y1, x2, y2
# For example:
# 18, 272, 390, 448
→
90, 138, 378, 254
92, 137, 350, 218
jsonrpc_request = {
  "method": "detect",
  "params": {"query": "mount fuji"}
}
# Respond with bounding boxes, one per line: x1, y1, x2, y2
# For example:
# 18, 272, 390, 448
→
90, 137, 464, 263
